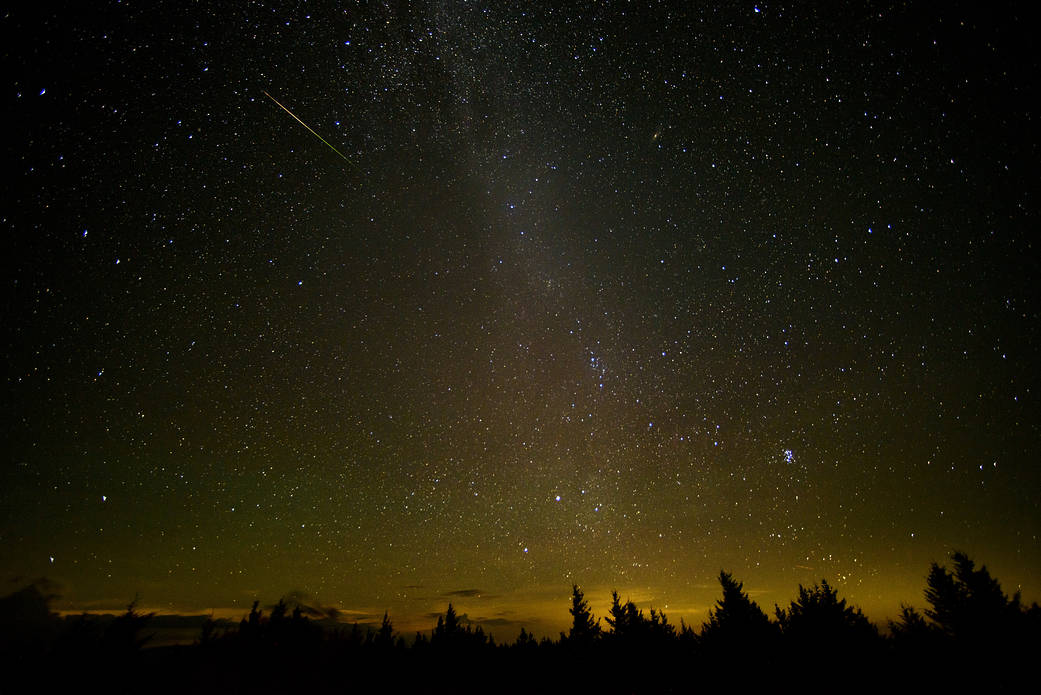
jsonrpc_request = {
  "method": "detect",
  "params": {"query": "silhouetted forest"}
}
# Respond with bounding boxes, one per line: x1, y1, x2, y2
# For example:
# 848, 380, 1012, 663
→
2, 552, 1038, 693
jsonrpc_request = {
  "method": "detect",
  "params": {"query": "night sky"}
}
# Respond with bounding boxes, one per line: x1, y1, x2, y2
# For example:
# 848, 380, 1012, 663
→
3, 1, 1039, 638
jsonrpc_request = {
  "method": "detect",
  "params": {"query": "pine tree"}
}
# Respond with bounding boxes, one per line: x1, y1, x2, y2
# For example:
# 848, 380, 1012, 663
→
515, 626, 538, 649
444, 603, 459, 633
924, 551, 1021, 642
566, 584, 601, 645
888, 603, 938, 653
701, 570, 774, 650
413, 631, 429, 649
101, 599, 155, 655
376, 611, 394, 647
605, 591, 649, 642
775, 579, 877, 649
433, 603, 461, 646
648, 608, 676, 642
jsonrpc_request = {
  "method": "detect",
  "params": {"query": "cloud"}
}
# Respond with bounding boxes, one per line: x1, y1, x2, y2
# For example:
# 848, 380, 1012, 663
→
261, 590, 382, 624
331, 610, 381, 624
442, 588, 497, 599
292, 603, 329, 619
5, 577, 62, 599
470, 617, 517, 628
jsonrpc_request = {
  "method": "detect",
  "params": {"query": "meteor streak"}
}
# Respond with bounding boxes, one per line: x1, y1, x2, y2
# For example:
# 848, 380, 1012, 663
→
263, 90, 356, 167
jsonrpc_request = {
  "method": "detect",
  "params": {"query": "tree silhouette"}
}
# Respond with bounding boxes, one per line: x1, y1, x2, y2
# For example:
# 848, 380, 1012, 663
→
888, 603, 941, 658
197, 612, 220, 647
0, 582, 61, 655
916, 550, 1041, 664
775, 579, 877, 650
924, 551, 1018, 641
605, 590, 639, 640
678, 619, 698, 646
431, 603, 490, 649
565, 584, 600, 646
5, 556, 1037, 690
700, 570, 775, 652
100, 599, 155, 656
376, 611, 394, 648
648, 608, 676, 644
433, 602, 461, 644
514, 626, 538, 650
240, 599, 263, 638
889, 604, 930, 639
603, 591, 670, 647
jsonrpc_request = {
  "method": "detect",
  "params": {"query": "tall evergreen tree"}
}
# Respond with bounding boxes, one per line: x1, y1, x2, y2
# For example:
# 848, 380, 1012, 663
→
376, 611, 394, 647
924, 551, 1022, 643
605, 591, 651, 642
605, 590, 625, 635
433, 603, 466, 647
566, 584, 601, 645
775, 579, 877, 649
515, 626, 538, 649
648, 608, 676, 642
700, 570, 775, 650
888, 603, 940, 654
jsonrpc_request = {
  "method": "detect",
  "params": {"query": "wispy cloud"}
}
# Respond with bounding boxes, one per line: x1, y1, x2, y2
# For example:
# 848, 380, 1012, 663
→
442, 588, 496, 599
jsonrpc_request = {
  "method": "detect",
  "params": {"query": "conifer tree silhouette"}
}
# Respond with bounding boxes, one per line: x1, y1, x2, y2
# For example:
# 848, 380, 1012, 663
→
924, 551, 1017, 641
888, 603, 940, 657
605, 591, 658, 645
775, 579, 877, 649
101, 599, 155, 656
515, 626, 538, 650
444, 603, 459, 633
433, 603, 462, 646
376, 611, 394, 647
648, 608, 676, 644
565, 584, 601, 646
889, 603, 930, 638
270, 598, 288, 625
241, 599, 262, 638
918, 549, 1041, 664
701, 570, 775, 651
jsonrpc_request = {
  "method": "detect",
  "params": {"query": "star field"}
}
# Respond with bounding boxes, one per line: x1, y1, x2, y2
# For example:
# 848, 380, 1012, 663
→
2, 2, 1039, 637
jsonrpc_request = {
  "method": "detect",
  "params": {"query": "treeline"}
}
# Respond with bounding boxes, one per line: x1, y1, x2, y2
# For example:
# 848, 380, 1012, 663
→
2, 552, 1039, 692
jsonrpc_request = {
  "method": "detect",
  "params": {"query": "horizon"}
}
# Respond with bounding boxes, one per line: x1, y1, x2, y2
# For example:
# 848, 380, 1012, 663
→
27, 547, 1041, 643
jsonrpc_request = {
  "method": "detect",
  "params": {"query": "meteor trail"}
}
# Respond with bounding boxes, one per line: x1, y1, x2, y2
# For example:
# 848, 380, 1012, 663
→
263, 90, 356, 167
